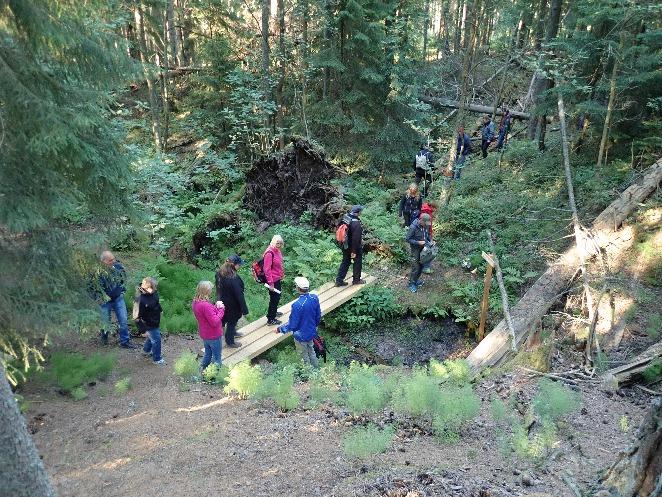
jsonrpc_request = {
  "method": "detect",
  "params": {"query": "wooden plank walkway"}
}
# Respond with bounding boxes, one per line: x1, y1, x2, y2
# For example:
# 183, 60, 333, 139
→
223, 274, 375, 365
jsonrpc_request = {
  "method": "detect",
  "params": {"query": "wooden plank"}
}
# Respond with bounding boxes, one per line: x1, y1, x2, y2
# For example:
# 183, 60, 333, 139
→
223, 275, 375, 365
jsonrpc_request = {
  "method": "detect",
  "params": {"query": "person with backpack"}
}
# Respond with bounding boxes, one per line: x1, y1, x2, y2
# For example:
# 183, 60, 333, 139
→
398, 183, 423, 228
275, 277, 321, 368
419, 201, 437, 274
406, 213, 434, 293
335, 205, 365, 287
137, 277, 165, 365
496, 107, 511, 151
454, 126, 472, 180
413, 144, 434, 195
215, 254, 249, 348
263, 235, 285, 326
480, 115, 495, 159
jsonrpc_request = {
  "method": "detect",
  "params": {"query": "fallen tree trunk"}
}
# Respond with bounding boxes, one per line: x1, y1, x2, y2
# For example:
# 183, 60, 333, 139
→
595, 398, 662, 497
602, 342, 662, 390
466, 158, 662, 374
420, 95, 531, 120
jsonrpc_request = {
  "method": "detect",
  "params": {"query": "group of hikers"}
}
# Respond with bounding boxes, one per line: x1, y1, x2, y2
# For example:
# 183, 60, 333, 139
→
91, 113, 512, 370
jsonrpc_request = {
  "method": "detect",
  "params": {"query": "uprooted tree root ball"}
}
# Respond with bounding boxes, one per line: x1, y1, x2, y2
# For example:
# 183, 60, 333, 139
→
244, 138, 342, 228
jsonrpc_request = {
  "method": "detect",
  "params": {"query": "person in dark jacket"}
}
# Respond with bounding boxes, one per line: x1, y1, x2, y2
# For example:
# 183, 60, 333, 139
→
137, 277, 164, 365
335, 205, 365, 287
215, 254, 249, 348
454, 126, 472, 180
480, 115, 495, 159
405, 214, 434, 293
276, 277, 321, 367
96, 251, 135, 348
413, 144, 434, 196
496, 107, 511, 151
398, 183, 423, 228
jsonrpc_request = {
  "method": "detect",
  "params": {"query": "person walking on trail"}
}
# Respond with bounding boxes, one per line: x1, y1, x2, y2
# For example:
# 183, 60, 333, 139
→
419, 201, 437, 274
276, 277, 321, 368
398, 183, 423, 228
137, 277, 165, 365
263, 235, 285, 326
413, 144, 434, 195
480, 115, 495, 159
454, 126, 472, 180
215, 255, 249, 349
192, 280, 225, 370
406, 213, 434, 293
335, 205, 366, 287
496, 107, 511, 151
94, 251, 136, 348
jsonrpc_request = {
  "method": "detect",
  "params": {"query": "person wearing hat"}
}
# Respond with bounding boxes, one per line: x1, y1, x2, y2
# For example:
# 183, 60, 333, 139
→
405, 213, 434, 293
263, 234, 285, 325
215, 254, 250, 348
276, 277, 321, 367
335, 205, 366, 287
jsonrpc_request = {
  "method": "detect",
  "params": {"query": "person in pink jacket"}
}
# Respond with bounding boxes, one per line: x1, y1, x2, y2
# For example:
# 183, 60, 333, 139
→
264, 234, 285, 326
192, 280, 225, 369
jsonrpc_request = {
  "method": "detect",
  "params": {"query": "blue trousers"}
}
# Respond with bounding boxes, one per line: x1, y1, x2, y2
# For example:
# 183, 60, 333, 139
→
100, 295, 130, 345
142, 327, 162, 362
201, 338, 222, 370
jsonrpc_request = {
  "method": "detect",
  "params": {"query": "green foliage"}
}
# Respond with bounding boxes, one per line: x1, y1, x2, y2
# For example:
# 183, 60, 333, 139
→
157, 262, 211, 333
431, 386, 481, 442
224, 362, 263, 399
511, 420, 558, 461
114, 377, 132, 395
202, 363, 230, 385
325, 286, 402, 332
532, 380, 581, 422
643, 359, 662, 384
391, 367, 441, 417
48, 351, 116, 398
429, 359, 471, 385
307, 362, 342, 406
619, 415, 630, 433
272, 367, 301, 411
174, 351, 200, 383
343, 362, 388, 414
490, 397, 508, 422
645, 313, 661, 338
343, 424, 395, 458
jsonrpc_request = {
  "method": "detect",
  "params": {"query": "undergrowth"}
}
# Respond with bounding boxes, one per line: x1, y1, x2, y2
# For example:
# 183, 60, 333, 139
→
343, 424, 395, 458
174, 350, 199, 382
47, 351, 116, 399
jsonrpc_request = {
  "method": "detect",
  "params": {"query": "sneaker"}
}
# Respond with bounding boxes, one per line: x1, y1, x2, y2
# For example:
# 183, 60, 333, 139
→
352, 279, 366, 285
415, 280, 425, 287
234, 331, 244, 338
267, 319, 282, 326
409, 283, 418, 293
335, 281, 349, 287
275, 311, 284, 317
422, 267, 433, 274
120, 342, 137, 349
153, 359, 166, 365
226, 342, 242, 348
100, 332, 109, 345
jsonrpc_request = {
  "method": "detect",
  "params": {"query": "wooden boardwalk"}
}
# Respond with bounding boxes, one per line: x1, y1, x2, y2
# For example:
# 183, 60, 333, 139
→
223, 274, 375, 365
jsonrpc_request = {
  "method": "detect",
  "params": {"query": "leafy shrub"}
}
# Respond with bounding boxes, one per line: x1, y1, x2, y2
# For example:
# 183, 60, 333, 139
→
646, 313, 661, 338
325, 286, 401, 332
156, 262, 211, 333
431, 386, 481, 442
343, 424, 395, 458
490, 397, 508, 422
532, 379, 581, 422
174, 351, 200, 382
643, 359, 662, 383
307, 362, 342, 406
224, 361, 263, 399
273, 367, 301, 411
343, 362, 388, 414
114, 377, 132, 394
202, 363, 230, 385
48, 351, 116, 398
511, 419, 557, 460
391, 367, 440, 417
429, 359, 471, 385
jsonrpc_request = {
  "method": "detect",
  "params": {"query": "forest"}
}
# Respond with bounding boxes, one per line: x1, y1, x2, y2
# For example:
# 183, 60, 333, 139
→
1, 0, 661, 496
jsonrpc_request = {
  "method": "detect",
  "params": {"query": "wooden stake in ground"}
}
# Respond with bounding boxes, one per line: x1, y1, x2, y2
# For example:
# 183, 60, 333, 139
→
477, 251, 495, 342
487, 231, 517, 351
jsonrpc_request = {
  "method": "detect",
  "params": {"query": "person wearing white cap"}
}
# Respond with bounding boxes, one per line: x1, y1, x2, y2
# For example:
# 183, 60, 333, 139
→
275, 276, 321, 367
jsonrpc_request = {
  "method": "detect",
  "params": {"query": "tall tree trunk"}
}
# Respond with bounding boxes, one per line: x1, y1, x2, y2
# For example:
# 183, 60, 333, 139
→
0, 362, 56, 497
596, 40, 622, 169
165, 0, 179, 67
533, 0, 548, 50
423, 0, 430, 60
125, 22, 139, 59
300, 0, 310, 138
134, 3, 162, 152
177, 0, 193, 66
261, 0, 271, 100
323, 0, 332, 98
161, 11, 171, 150
275, 0, 286, 149
453, 0, 462, 53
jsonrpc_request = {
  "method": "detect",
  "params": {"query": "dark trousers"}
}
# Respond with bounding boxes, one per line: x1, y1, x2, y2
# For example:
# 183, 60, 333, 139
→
224, 317, 240, 345
267, 279, 282, 320
409, 245, 423, 284
414, 168, 432, 196
403, 212, 413, 227
481, 139, 490, 158
336, 249, 363, 284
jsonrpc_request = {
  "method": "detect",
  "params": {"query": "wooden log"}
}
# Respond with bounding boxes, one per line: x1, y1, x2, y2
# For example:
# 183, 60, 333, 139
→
602, 342, 662, 389
466, 158, 662, 374
420, 95, 532, 120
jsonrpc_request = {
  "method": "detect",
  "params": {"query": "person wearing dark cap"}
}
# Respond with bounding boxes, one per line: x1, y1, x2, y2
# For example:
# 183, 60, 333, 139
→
405, 213, 434, 293
215, 254, 249, 348
335, 205, 365, 286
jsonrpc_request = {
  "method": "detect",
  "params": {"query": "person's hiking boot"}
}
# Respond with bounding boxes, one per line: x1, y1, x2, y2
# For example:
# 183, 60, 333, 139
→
335, 281, 349, 287
267, 319, 282, 326
415, 280, 425, 287
153, 358, 166, 366
408, 283, 418, 293
275, 311, 284, 317
226, 342, 242, 348
100, 331, 109, 345
120, 342, 137, 349
422, 267, 433, 274
234, 331, 244, 338
352, 279, 366, 285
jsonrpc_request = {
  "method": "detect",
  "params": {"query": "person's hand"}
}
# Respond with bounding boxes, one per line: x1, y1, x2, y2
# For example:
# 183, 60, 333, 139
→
215, 300, 224, 308
275, 326, 282, 334
418, 240, 425, 246
351, 253, 356, 259
268, 285, 275, 292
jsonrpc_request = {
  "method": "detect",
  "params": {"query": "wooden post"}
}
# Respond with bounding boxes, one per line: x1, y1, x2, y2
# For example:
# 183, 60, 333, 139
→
478, 252, 495, 342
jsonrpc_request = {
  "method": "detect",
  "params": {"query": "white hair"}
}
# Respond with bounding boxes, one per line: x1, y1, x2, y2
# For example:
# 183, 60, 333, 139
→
270, 234, 284, 247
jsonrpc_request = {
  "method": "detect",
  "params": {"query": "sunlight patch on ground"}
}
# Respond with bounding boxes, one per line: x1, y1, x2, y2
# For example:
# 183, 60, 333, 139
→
175, 396, 232, 412
105, 411, 151, 425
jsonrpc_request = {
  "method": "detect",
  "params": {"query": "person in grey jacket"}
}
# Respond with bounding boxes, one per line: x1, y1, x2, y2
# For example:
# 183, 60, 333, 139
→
480, 115, 495, 159
405, 214, 434, 293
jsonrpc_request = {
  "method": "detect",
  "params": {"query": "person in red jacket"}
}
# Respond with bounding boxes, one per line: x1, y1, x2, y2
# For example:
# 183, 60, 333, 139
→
192, 280, 225, 370
419, 201, 437, 274
263, 234, 285, 326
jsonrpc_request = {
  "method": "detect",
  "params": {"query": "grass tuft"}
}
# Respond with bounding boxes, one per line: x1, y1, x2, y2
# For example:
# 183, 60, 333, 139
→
174, 351, 199, 382
114, 377, 132, 394
224, 362, 263, 399
343, 424, 395, 458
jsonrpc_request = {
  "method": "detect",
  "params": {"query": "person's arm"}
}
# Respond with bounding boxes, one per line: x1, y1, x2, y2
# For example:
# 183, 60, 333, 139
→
203, 301, 224, 328
279, 300, 302, 334
428, 151, 434, 164
314, 296, 321, 326
263, 249, 274, 287
405, 223, 418, 245
398, 196, 405, 217
215, 272, 222, 302
235, 278, 249, 316
416, 197, 422, 212
138, 295, 147, 320
350, 221, 362, 255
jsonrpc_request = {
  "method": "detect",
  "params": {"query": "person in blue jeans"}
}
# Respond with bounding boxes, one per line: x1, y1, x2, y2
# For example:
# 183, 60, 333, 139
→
137, 277, 165, 365
192, 281, 225, 370
97, 251, 136, 349
276, 277, 321, 367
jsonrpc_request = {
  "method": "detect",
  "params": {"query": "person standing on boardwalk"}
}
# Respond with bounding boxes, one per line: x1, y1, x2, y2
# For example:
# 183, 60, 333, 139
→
95, 251, 136, 348
192, 281, 225, 370
215, 255, 249, 349
335, 205, 366, 287
276, 277, 321, 368
398, 183, 422, 228
406, 213, 434, 293
263, 235, 285, 326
